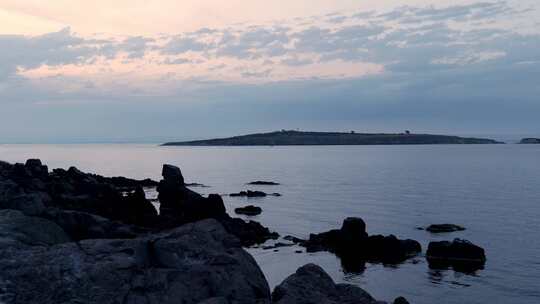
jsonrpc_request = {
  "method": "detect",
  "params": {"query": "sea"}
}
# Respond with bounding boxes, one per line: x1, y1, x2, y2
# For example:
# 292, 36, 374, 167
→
0, 143, 538, 304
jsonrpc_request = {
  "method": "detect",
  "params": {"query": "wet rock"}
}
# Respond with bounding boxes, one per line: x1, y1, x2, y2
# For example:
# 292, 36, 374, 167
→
230, 190, 267, 197
425, 224, 465, 233
235, 205, 263, 216
426, 238, 486, 271
272, 264, 379, 304
0, 219, 272, 304
303, 217, 421, 267
221, 217, 279, 247
248, 181, 280, 185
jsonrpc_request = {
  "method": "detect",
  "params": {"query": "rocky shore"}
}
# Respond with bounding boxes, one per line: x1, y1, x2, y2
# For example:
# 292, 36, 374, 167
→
0, 159, 411, 304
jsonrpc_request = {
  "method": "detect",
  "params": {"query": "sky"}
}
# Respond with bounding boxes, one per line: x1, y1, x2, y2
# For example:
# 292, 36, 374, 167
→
0, 0, 539, 143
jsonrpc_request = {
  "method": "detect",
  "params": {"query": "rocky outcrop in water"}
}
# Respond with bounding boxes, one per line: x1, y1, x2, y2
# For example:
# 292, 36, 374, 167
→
426, 238, 486, 272
235, 205, 263, 216
424, 224, 465, 233
155, 164, 278, 246
248, 181, 280, 185
0, 159, 401, 304
299, 218, 421, 271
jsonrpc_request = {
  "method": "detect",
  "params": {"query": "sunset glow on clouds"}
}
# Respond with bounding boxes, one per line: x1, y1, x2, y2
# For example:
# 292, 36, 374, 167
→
1, 0, 539, 141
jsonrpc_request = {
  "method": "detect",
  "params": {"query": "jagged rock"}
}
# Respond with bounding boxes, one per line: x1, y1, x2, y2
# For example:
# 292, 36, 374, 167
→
303, 218, 421, 268
0, 209, 70, 249
272, 264, 379, 304
235, 205, 262, 216
426, 238, 486, 271
0, 160, 158, 227
425, 224, 465, 233
162, 164, 184, 184
0, 219, 271, 304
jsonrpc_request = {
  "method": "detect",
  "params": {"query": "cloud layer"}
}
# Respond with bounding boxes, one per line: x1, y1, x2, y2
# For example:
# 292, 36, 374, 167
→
0, 1, 539, 142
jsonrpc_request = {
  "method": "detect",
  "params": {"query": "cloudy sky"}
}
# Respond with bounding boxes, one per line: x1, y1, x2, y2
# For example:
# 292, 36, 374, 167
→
1, 0, 539, 143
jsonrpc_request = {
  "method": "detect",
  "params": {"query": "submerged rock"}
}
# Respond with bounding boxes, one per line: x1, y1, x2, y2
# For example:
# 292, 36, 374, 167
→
230, 190, 268, 197
248, 181, 280, 185
272, 264, 379, 304
425, 224, 465, 233
426, 238, 486, 272
0, 219, 272, 304
235, 205, 263, 216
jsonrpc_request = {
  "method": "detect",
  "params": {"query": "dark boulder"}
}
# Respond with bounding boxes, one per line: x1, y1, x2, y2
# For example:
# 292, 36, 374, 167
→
425, 224, 465, 233
235, 205, 263, 216
157, 164, 227, 224
426, 238, 486, 272
0, 219, 272, 304
272, 264, 379, 304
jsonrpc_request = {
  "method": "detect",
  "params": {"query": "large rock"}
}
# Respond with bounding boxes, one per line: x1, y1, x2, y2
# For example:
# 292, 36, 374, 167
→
0, 219, 271, 304
157, 164, 226, 223
42, 208, 148, 241
426, 238, 486, 272
0, 209, 70, 249
303, 218, 421, 269
272, 264, 379, 304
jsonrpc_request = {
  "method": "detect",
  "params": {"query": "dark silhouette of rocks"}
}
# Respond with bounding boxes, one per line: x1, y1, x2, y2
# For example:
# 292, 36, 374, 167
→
0, 217, 271, 304
425, 224, 465, 233
162, 130, 504, 146
0, 159, 407, 304
155, 164, 278, 246
235, 205, 263, 216
427, 238, 486, 272
248, 181, 280, 185
301, 218, 421, 269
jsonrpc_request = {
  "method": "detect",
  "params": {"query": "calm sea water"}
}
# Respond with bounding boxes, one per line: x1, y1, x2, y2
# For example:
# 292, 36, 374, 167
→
0, 144, 539, 304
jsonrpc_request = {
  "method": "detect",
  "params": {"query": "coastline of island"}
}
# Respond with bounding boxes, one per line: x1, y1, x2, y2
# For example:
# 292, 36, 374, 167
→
161, 130, 504, 146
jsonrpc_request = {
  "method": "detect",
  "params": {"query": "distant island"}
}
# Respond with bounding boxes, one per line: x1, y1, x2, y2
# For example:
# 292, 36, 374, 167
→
162, 130, 504, 146
519, 138, 540, 144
